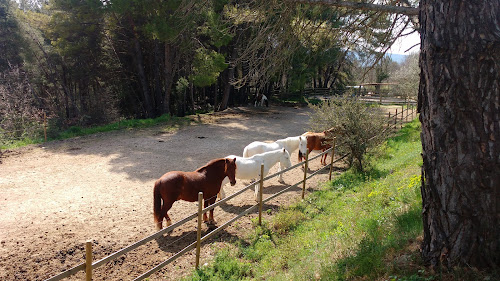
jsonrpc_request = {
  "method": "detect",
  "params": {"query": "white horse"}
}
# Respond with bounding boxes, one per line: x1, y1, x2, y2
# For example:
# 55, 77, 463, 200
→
243, 136, 307, 165
218, 148, 292, 201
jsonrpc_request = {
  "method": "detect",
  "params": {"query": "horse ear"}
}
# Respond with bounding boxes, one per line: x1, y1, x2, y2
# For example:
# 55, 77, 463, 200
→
232, 157, 236, 163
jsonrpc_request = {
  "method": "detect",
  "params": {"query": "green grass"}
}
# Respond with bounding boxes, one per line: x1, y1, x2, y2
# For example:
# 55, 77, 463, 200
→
55, 114, 190, 139
0, 114, 191, 149
272, 94, 322, 106
183, 119, 427, 281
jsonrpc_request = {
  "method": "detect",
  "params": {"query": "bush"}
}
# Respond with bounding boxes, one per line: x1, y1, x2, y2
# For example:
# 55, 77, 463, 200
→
308, 95, 387, 171
0, 66, 44, 147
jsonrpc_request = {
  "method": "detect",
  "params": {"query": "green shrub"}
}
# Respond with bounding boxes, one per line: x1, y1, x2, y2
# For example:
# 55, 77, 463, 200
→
308, 95, 388, 171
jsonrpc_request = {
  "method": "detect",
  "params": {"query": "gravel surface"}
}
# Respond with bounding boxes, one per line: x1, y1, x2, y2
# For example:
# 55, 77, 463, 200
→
1, 106, 346, 280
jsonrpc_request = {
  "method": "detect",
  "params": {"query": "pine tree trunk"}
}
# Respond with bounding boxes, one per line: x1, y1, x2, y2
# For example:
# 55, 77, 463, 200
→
418, 0, 500, 269
221, 47, 237, 111
125, 16, 153, 118
163, 43, 173, 115
153, 40, 162, 117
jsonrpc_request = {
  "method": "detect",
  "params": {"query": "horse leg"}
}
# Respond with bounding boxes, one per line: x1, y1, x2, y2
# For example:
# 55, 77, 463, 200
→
203, 199, 209, 223
154, 205, 164, 231
208, 197, 217, 224
218, 177, 229, 199
165, 214, 172, 227
218, 188, 226, 200
203, 198, 216, 225
278, 162, 284, 182
162, 200, 174, 228
323, 148, 331, 165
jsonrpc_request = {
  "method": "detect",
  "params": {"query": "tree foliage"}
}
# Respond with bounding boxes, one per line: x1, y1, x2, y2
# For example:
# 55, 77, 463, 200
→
1, 0, 409, 136
0, 0, 28, 71
389, 52, 419, 99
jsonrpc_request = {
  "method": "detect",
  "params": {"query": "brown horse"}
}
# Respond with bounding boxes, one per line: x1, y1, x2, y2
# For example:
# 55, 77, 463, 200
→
299, 131, 332, 165
153, 158, 237, 230
299, 127, 341, 165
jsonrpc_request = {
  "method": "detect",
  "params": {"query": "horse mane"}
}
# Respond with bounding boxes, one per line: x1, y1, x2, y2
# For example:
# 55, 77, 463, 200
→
196, 158, 226, 173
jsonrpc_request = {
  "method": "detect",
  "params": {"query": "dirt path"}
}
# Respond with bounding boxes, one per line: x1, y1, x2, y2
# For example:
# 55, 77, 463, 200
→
0, 106, 344, 281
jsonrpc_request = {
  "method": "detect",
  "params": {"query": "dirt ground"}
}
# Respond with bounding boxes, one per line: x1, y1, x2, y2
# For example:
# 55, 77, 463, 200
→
1, 106, 352, 281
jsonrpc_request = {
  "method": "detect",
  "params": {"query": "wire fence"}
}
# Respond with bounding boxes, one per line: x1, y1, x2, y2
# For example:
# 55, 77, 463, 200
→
42, 105, 416, 281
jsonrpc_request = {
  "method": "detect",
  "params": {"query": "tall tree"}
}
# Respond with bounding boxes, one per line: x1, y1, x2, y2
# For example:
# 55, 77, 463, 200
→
418, 0, 499, 268
297, 0, 499, 269
46, 0, 109, 122
0, 0, 27, 71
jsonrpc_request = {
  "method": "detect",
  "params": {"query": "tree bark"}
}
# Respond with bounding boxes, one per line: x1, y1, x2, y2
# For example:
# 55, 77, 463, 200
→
221, 47, 237, 110
189, 82, 195, 114
153, 40, 162, 116
164, 43, 180, 115
418, 0, 500, 269
128, 17, 153, 118
220, 67, 232, 111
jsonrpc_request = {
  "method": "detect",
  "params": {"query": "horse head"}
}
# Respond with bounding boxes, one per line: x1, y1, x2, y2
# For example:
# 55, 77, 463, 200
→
279, 148, 292, 169
298, 136, 307, 155
225, 158, 237, 186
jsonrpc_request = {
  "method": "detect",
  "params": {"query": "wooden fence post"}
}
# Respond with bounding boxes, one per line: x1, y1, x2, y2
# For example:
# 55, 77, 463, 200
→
195, 192, 203, 268
328, 138, 336, 181
406, 102, 409, 123
85, 240, 92, 281
302, 149, 309, 199
258, 164, 264, 226
43, 112, 47, 142
401, 105, 404, 129
394, 109, 398, 128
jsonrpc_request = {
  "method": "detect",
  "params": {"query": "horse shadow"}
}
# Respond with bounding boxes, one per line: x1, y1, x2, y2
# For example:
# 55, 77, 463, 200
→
300, 163, 347, 174
154, 225, 242, 254
217, 201, 276, 216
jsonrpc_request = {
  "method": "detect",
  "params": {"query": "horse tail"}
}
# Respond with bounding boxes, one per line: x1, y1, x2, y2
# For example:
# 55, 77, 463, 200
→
153, 180, 163, 229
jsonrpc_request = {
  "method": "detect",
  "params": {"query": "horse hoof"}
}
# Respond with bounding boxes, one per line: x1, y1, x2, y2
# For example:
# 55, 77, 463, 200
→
205, 220, 217, 228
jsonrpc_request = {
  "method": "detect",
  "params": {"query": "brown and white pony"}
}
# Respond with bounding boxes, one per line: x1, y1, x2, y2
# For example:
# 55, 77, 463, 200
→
299, 127, 341, 165
153, 158, 237, 230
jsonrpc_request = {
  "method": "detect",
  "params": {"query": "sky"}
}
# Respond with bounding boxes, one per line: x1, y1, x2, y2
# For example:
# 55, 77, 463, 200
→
389, 31, 421, 55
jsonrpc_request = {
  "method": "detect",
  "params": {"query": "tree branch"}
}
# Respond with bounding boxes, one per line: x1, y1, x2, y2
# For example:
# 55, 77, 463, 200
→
293, 0, 419, 16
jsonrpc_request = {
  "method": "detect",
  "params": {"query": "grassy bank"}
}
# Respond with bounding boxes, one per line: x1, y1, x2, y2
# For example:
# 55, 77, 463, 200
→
0, 114, 191, 149
184, 120, 430, 281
